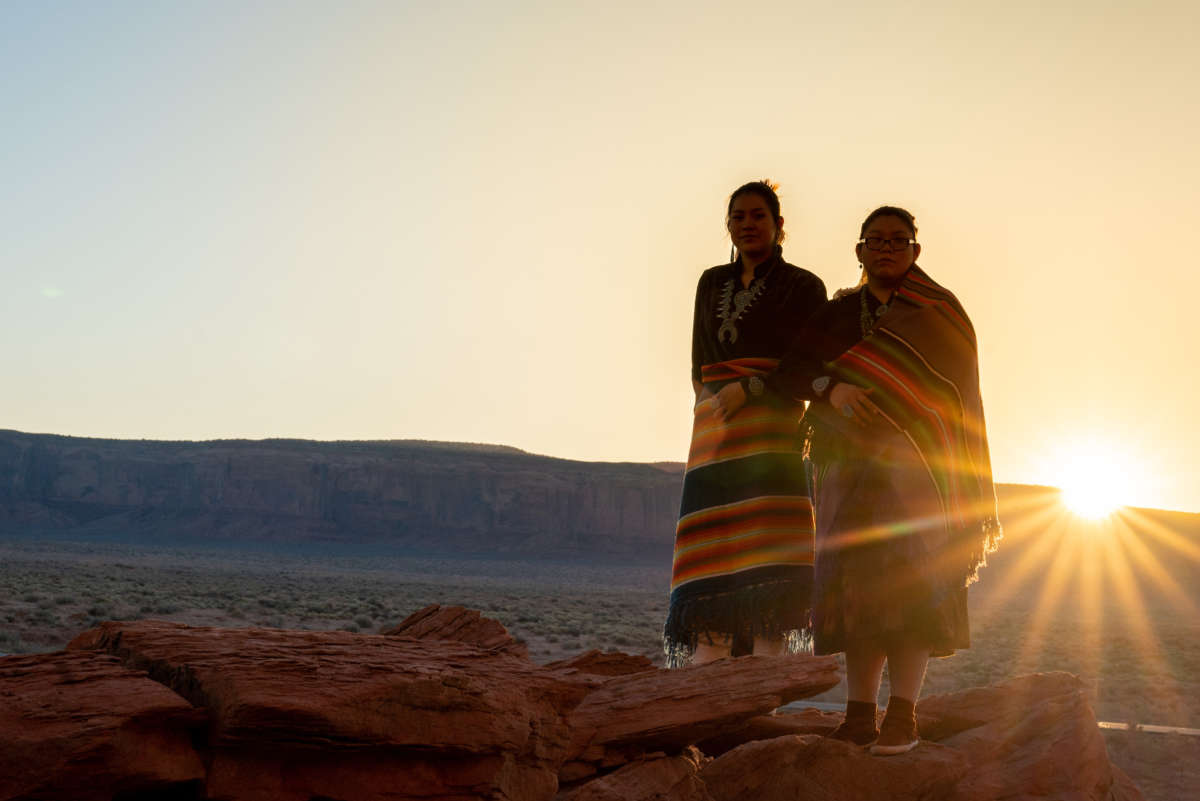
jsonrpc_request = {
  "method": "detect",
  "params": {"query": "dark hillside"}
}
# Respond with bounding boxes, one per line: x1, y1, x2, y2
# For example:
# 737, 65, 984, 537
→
0, 430, 682, 559
2, 430, 1196, 577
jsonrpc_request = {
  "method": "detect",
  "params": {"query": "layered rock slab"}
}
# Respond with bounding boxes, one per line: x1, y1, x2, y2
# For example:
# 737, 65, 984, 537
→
544, 649, 656, 677
382, 603, 529, 658
39, 617, 1144, 801
70, 620, 585, 801
556, 749, 714, 801
0, 650, 204, 801
565, 655, 840, 754
557, 653, 840, 782
694, 673, 1145, 801
66, 620, 840, 801
695, 707, 841, 757
701, 734, 969, 801
919, 672, 1143, 801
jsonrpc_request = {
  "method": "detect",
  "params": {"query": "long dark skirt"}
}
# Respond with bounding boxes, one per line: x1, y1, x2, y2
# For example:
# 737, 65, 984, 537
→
811, 417, 969, 658
664, 376, 815, 667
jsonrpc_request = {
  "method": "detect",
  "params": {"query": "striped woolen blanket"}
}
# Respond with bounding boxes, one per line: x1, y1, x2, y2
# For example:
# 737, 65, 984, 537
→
818, 266, 1001, 586
663, 357, 814, 667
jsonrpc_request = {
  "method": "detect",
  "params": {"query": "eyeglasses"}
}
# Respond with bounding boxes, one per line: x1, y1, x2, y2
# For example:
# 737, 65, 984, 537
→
859, 237, 916, 251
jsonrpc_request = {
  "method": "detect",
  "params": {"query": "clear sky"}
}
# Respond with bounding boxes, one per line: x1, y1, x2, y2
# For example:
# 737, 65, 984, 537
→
3, 1, 1198, 512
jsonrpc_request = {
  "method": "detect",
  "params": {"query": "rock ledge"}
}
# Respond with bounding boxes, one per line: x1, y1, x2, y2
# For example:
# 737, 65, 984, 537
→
0, 605, 1143, 801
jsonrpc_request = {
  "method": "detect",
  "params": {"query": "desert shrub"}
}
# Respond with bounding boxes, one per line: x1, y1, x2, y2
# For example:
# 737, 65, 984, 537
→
54, 596, 74, 605
155, 603, 180, 614
30, 609, 57, 626
354, 616, 373, 629
22, 594, 40, 603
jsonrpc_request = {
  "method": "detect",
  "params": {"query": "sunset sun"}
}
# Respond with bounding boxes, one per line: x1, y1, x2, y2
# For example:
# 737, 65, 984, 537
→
1061, 481, 1119, 520
1051, 439, 1132, 520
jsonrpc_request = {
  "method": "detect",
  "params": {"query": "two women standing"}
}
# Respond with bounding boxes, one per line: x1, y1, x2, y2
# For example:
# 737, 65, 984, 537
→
666, 187, 1000, 757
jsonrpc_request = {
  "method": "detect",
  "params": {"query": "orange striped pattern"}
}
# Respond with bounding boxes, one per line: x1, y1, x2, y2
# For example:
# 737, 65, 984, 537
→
671, 496, 814, 590
896, 271, 975, 346
821, 265, 1000, 585
700, 357, 782, 384
686, 402, 800, 471
689, 357, 800, 471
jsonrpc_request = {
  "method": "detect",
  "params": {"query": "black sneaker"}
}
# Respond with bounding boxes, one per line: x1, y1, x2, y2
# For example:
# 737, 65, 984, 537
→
869, 711, 918, 755
828, 717, 879, 746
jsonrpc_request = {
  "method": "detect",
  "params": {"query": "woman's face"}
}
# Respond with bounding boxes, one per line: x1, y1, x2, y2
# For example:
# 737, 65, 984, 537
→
856, 215, 921, 285
727, 193, 780, 261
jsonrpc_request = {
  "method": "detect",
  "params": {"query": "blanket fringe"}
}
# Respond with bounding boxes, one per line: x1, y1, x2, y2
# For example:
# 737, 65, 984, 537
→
663, 578, 813, 668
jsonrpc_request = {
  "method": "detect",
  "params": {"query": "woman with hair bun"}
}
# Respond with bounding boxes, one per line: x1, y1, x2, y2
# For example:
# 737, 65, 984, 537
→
663, 180, 827, 667
775, 206, 1001, 755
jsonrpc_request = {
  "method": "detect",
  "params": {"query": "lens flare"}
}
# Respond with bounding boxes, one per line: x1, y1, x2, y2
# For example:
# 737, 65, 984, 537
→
1061, 483, 1119, 520
1048, 439, 1135, 520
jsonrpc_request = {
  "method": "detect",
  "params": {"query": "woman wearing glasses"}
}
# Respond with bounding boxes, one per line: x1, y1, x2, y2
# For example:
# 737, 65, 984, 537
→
663, 180, 827, 667
774, 206, 1001, 754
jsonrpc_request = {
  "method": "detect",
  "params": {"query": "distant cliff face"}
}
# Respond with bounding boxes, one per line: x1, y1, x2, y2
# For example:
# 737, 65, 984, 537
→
0, 430, 684, 559
9, 428, 1186, 571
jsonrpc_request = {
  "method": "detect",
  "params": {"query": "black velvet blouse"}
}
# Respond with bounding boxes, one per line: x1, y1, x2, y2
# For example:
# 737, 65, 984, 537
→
764, 286, 887, 403
691, 248, 827, 388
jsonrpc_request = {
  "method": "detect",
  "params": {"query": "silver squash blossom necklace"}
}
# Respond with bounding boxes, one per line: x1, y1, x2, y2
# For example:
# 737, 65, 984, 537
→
859, 286, 890, 337
716, 276, 767, 344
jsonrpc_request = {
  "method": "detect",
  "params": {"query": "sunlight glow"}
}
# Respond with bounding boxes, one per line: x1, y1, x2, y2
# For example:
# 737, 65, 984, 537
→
991, 491, 1189, 725
1061, 484, 1119, 520
1050, 440, 1134, 520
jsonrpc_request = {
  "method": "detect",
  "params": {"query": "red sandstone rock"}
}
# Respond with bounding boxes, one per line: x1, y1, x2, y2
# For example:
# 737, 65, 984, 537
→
695, 707, 842, 756
557, 749, 714, 801
933, 674, 1125, 801
699, 673, 1143, 801
46, 617, 1145, 801
65, 620, 842, 799
564, 654, 841, 758
70, 620, 585, 801
545, 649, 656, 677
917, 670, 1085, 740
701, 733, 969, 801
0, 651, 204, 801
383, 603, 529, 658
1108, 764, 1148, 801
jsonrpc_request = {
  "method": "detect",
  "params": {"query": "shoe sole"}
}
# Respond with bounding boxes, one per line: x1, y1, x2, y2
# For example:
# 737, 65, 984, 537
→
826, 731, 879, 747
869, 739, 919, 755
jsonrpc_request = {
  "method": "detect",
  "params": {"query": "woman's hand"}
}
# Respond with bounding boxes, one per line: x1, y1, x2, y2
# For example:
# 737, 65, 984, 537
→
829, 382, 878, 427
712, 381, 747, 422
